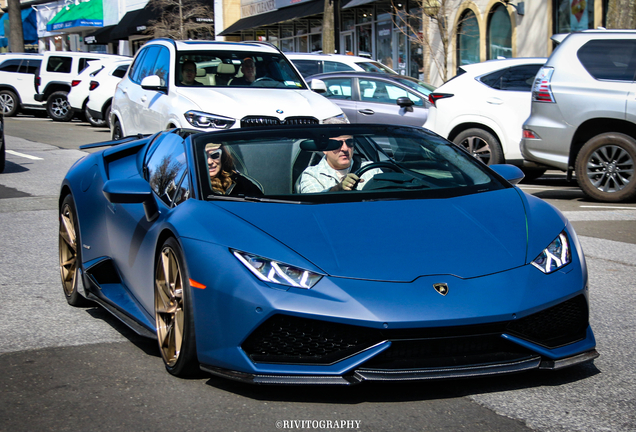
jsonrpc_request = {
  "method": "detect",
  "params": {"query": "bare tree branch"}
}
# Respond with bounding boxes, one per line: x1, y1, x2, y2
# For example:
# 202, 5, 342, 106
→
145, 0, 215, 40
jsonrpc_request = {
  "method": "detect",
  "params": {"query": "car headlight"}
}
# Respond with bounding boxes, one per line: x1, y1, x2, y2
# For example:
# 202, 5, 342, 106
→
532, 230, 571, 274
232, 250, 323, 289
323, 113, 349, 124
184, 110, 235, 129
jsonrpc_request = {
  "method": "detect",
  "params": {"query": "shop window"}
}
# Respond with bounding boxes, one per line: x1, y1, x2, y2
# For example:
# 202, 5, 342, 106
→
357, 8, 374, 24
457, 9, 480, 68
376, 20, 392, 69
554, 0, 595, 33
341, 10, 355, 31
487, 4, 511, 59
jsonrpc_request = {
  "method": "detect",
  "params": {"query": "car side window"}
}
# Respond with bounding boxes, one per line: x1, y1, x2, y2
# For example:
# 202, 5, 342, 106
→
577, 39, 636, 81
500, 64, 543, 91
78, 58, 101, 74
324, 61, 354, 73
46, 56, 72, 73
21, 59, 41, 75
128, 48, 148, 84
112, 65, 129, 79
292, 60, 321, 77
145, 134, 189, 207
360, 79, 421, 105
0, 59, 22, 72
152, 47, 170, 86
131, 46, 161, 84
321, 77, 353, 100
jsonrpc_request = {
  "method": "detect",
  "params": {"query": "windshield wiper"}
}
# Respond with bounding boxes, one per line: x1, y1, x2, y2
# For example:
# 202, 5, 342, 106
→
207, 194, 303, 204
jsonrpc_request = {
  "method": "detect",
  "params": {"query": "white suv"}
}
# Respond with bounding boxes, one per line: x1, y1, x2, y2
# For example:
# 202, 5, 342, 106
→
85, 59, 131, 129
110, 39, 345, 139
522, 30, 636, 202
0, 53, 43, 116
34, 51, 129, 121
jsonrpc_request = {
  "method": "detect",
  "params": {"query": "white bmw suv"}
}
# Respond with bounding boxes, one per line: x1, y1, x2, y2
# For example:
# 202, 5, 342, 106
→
110, 39, 346, 139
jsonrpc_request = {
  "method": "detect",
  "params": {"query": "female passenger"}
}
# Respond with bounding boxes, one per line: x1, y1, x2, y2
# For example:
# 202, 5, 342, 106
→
205, 143, 263, 196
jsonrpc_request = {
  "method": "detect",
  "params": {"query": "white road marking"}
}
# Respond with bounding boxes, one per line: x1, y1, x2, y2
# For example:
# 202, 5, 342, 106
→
579, 205, 636, 210
6, 150, 44, 160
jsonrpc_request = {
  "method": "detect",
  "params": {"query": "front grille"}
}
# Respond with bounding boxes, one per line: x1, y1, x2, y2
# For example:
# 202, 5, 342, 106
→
240, 116, 319, 128
506, 295, 589, 348
242, 295, 590, 366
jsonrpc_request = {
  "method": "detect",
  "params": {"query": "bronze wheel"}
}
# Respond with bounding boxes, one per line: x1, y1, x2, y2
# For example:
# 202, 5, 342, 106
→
155, 238, 198, 376
59, 195, 90, 306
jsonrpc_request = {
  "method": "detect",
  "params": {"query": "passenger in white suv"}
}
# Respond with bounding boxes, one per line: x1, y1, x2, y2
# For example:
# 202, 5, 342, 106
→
110, 39, 346, 140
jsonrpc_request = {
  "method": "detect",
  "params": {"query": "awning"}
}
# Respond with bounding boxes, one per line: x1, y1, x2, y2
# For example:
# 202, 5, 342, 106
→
46, 0, 104, 32
84, 24, 115, 44
219, 0, 322, 36
110, 3, 161, 40
342, 0, 376, 8
0, 8, 39, 45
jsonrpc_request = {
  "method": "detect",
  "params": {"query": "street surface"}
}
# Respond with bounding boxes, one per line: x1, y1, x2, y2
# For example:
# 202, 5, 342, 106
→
1, 114, 635, 432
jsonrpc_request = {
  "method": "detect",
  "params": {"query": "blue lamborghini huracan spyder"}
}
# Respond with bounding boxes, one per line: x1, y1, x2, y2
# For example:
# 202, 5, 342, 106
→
58, 124, 598, 384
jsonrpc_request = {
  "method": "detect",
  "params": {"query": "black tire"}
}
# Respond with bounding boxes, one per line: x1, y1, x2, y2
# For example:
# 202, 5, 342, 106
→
0, 90, 19, 117
104, 104, 112, 129
154, 237, 199, 377
59, 194, 92, 307
453, 128, 504, 165
84, 104, 107, 127
111, 117, 123, 140
575, 132, 636, 202
47, 91, 74, 122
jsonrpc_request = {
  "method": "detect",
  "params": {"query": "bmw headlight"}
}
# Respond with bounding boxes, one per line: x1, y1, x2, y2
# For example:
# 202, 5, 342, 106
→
323, 113, 349, 124
184, 110, 235, 129
232, 250, 323, 289
532, 231, 571, 274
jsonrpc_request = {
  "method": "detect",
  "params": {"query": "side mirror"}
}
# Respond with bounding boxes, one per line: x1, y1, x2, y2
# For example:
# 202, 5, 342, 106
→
489, 164, 525, 185
309, 79, 327, 94
396, 96, 414, 108
103, 179, 159, 221
141, 75, 167, 93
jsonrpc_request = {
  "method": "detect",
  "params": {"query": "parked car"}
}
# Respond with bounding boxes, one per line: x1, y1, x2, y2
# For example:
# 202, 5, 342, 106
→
522, 30, 636, 202
34, 51, 129, 121
110, 39, 345, 140
0, 53, 43, 116
286, 53, 397, 78
0, 112, 4, 173
424, 58, 546, 177
306, 71, 435, 126
59, 123, 598, 383
69, 59, 131, 128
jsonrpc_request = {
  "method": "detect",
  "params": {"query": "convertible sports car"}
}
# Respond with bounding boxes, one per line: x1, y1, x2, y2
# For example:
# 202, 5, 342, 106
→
59, 124, 598, 384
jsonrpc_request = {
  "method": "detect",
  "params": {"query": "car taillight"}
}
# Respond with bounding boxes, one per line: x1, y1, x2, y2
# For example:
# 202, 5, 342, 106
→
428, 93, 454, 107
532, 67, 555, 103
89, 80, 99, 91
71, 80, 81, 87
523, 129, 540, 139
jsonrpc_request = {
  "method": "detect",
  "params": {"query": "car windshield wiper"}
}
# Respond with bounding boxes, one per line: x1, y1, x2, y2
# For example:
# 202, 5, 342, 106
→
207, 194, 303, 204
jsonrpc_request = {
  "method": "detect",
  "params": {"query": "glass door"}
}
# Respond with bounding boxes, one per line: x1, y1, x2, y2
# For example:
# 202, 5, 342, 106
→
340, 31, 353, 55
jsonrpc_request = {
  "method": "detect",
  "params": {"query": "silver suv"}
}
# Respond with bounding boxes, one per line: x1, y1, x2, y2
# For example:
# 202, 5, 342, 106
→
522, 30, 636, 202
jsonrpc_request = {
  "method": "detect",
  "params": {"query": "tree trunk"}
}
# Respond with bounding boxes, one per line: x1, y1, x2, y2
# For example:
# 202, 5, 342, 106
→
323, 0, 335, 54
606, 0, 636, 28
8, 0, 25, 53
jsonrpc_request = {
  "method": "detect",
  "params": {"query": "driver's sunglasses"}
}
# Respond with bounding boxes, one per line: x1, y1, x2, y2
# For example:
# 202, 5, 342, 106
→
329, 138, 354, 148
207, 149, 222, 161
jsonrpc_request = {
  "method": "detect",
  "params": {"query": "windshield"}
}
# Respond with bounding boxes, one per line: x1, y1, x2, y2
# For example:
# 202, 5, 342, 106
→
394, 77, 436, 96
194, 125, 508, 203
177, 50, 306, 89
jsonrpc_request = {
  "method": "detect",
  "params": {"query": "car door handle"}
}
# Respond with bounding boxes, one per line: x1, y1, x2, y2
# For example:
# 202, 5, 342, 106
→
141, 95, 147, 102
359, 109, 375, 115
486, 97, 503, 105
121, 87, 127, 94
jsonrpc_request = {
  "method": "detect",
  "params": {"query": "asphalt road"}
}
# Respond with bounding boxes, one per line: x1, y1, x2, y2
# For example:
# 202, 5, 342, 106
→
1, 115, 635, 432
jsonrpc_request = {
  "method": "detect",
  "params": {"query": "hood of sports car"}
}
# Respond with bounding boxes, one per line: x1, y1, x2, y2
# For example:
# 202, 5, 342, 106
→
177, 88, 342, 121
216, 189, 532, 281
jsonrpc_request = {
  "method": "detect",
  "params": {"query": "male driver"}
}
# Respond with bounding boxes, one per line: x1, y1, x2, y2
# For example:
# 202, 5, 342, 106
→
181, 60, 202, 85
230, 58, 256, 86
298, 135, 378, 193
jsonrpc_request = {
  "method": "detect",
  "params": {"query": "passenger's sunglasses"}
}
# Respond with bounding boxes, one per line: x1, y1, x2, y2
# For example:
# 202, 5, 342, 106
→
207, 149, 222, 160
329, 138, 354, 148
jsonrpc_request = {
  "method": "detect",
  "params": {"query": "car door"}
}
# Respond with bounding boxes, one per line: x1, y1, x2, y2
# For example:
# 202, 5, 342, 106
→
105, 133, 190, 314
16, 58, 42, 105
318, 76, 358, 122
124, 46, 161, 135
356, 77, 429, 126
478, 63, 543, 154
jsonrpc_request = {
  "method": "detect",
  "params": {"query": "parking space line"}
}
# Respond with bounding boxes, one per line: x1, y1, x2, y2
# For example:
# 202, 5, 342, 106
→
6, 150, 44, 160
579, 205, 636, 210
